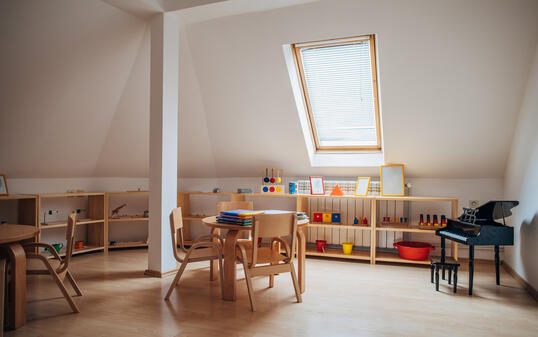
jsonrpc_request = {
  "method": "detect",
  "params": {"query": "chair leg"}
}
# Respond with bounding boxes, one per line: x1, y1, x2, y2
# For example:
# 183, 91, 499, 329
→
165, 260, 188, 301
1, 259, 5, 337
289, 263, 302, 304
50, 270, 80, 313
430, 264, 434, 283
65, 270, 82, 296
269, 274, 274, 288
448, 266, 452, 285
209, 259, 214, 281
218, 255, 224, 299
240, 257, 256, 312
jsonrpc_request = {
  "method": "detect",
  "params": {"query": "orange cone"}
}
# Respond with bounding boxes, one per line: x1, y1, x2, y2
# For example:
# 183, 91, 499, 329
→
330, 184, 344, 196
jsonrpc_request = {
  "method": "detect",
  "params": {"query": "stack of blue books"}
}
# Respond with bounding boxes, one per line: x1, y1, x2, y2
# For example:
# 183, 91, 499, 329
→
216, 210, 264, 225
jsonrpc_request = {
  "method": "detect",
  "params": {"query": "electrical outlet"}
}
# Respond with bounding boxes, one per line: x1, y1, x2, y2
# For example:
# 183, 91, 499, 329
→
469, 200, 480, 208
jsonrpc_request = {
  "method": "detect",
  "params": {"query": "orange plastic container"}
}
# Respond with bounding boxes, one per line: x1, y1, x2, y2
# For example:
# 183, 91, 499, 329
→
393, 241, 434, 261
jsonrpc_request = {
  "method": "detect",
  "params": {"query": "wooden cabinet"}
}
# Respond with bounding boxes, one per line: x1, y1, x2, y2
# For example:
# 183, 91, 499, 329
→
178, 192, 459, 265
38, 193, 105, 256
105, 191, 149, 250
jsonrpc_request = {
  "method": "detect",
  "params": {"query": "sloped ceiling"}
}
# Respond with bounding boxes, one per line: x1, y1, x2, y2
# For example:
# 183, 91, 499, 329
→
0, 0, 147, 177
1, 0, 537, 179
185, 0, 538, 178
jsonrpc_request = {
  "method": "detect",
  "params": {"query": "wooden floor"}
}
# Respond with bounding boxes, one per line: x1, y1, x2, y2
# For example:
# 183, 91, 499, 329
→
6, 249, 537, 337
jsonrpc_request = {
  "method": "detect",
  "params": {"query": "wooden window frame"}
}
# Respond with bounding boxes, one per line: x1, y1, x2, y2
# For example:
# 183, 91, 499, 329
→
291, 34, 382, 152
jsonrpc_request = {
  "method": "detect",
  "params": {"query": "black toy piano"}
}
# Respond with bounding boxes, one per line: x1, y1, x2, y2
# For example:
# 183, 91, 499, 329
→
436, 200, 519, 295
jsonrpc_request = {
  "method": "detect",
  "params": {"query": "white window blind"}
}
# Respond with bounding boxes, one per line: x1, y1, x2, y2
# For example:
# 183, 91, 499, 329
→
298, 37, 379, 149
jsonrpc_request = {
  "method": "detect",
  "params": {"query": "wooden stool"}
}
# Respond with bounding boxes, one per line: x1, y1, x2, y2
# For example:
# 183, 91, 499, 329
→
431, 257, 460, 293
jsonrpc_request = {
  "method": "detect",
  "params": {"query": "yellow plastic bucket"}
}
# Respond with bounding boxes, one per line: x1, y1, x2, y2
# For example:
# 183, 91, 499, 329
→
342, 242, 353, 255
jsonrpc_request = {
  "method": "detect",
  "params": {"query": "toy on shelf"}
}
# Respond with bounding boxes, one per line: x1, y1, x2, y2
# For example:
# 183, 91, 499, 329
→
354, 217, 359, 225
418, 213, 443, 231
312, 212, 341, 224
276, 169, 282, 183
331, 213, 341, 223
111, 204, 127, 219
43, 209, 59, 224
261, 168, 285, 194
260, 185, 284, 193
289, 182, 297, 195
330, 185, 344, 196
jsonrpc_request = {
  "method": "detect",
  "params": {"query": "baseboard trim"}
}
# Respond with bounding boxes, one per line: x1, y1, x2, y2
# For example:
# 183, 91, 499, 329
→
144, 268, 178, 278
502, 262, 537, 302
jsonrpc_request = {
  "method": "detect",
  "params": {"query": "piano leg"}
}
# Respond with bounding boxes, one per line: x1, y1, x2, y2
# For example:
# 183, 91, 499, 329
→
454, 265, 458, 293
441, 237, 446, 280
495, 245, 500, 286
469, 245, 474, 295
435, 265, 440, 291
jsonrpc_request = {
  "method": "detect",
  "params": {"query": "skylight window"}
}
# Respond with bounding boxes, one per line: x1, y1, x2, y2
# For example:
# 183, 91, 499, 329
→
291, 35, 381, 151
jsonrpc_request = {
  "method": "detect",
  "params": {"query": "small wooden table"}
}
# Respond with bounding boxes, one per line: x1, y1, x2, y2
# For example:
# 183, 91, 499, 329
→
0, 224, 38, 329
202, 216, 309, 301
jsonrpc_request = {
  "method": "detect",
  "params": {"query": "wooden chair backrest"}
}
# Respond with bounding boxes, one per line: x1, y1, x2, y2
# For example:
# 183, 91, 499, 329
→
250, 213, 297, 267
216, 201, 253, 214
169, 207, 185, 259
59, 213, 77, 273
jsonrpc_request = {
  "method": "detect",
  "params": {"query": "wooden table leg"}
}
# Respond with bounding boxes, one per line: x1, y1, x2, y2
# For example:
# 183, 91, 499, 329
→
222, 230, 240, 301
297, 226, 306, 294
2, 243, 27, 329
209, 228, 220, 281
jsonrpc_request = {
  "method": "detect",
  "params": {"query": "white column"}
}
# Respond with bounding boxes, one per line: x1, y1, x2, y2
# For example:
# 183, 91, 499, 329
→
146, 12, 179, 276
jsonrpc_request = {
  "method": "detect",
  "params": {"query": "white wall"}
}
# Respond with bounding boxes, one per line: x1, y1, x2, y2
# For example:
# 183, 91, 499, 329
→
2, 0, 538, 179
504, 44, 538, 290
185, 0, 538, 178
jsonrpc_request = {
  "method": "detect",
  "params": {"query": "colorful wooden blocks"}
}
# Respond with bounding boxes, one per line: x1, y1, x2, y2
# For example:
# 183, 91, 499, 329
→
313, 212, 341, 223
260, 185, 284, 194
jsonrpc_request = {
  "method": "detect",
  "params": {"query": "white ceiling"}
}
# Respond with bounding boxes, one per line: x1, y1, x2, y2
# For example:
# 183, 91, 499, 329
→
1, 0, 537, 179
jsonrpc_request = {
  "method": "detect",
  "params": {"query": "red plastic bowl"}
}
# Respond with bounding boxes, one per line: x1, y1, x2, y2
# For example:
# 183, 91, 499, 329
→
393, 241, 435, 261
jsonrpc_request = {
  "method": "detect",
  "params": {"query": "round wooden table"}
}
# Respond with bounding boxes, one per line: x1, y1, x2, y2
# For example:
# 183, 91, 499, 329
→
202, 216, 308, 301
0, 224, 39, 329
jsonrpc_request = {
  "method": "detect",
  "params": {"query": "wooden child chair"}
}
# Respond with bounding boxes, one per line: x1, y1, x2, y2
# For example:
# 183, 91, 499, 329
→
23, 213, 83, 313
164, 207, 224, 300
235, 213, 302, 311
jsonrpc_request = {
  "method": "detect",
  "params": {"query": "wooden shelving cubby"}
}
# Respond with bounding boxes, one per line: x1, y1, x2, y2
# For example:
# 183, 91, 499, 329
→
38, 192, 106, 256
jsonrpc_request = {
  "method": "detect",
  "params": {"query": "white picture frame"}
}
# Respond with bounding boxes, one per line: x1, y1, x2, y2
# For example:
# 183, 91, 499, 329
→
380, 165, 405, 197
